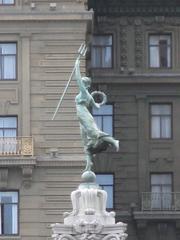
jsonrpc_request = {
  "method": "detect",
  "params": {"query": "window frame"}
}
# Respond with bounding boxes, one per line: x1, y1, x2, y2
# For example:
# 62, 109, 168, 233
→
96, 173, 115, 210
150, 173, 173, 210
0, 0, 15, 5
0, 115, 18, 137
0, 42, 17, 81
148, 34, 172, 69
149, 103, 173, 140
0, 190, 19, 236
92, 103, 114, 137
91, 34, 113, 69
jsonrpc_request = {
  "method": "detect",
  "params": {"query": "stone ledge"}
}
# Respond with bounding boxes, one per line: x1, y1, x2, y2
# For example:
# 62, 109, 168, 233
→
134, 211, 180, 220
0, 237, 21, 240
0, 12, 93, 21
0, 157, 36, 167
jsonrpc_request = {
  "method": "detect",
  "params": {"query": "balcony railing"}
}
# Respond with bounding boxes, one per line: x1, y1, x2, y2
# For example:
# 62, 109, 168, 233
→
142, 192, 180, 211
0, 137, 33, 156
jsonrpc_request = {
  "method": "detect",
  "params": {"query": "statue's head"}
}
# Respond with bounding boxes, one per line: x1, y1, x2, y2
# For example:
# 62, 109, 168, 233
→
82, 77, 91, 89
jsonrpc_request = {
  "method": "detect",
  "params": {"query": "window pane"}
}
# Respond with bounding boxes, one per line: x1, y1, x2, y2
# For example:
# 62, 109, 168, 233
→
94, 116, 103, 130
151, 174, 172, 185
3, 198, 13, 234
103, 116, 113, 136
92, 36, 112, 45
3, 117, 17, 128
151, 174, 172, 210
150, 46, 159, 67
92, 35, 112, 68
0, 43, 16, 80
161, 117, 171, 138
151, 116, 160, 138
3, 55, 16, 79
0, 192, 18, 203
0, 44, 16, 55
151, 105, 171, 115
102, 47, 112, 68
3, 0, 14, 3
0, 192, 18, 235
96, 174, 113, 185
149, 35, 171, 68
4, 129, 16, 137
149, 35, 160, 45
92, 105, 113, 136
103, 186, 113, 209
93, 105, 113, 115
0, 119, 3, 128
92, 47, 101, 68
96, 174, 114, 209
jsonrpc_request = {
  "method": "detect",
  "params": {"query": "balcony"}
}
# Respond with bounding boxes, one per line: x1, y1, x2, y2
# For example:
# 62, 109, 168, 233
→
142, 192, 180, 211
0, 137, 33, 156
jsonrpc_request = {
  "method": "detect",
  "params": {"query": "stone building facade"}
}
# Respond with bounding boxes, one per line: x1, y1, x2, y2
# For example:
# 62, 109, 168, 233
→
0, 1, 92, 239
88, 1, 180, 240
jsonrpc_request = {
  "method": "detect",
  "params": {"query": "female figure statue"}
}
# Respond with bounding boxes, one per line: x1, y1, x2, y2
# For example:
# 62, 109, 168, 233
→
74, 59, 119, 171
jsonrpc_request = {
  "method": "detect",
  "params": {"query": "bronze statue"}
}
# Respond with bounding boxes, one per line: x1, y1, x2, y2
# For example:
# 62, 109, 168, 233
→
52, 43, 119, 172
74, 59, 119, 171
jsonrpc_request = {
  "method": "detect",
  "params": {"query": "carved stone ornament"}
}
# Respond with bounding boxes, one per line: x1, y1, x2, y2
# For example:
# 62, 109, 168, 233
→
52, 175, 128, 240
22, 166, 33, 188
120, 27, 128, 68
135, 26, 143, 68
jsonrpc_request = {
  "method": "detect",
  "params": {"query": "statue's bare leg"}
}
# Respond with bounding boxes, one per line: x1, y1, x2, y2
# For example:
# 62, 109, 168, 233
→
84, 151, 93, 172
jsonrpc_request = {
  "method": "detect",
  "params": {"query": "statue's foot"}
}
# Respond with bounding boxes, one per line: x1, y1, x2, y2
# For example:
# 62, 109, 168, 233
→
115, 140, 119, 152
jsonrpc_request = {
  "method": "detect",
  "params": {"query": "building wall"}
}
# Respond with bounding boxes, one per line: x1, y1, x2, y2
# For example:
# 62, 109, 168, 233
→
0, 0, 92, 239
89, 12, 180, 240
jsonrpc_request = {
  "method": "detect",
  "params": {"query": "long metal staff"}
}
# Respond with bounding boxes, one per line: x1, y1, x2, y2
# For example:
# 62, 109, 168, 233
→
52, 43, 87, 120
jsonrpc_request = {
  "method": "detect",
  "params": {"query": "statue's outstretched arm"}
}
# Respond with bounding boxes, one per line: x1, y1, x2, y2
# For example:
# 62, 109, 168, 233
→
90, 96, 100, 109
74, 59, 85, 93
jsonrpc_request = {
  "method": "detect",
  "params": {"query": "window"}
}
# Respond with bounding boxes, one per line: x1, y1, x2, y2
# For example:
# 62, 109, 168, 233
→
151, 174, 172, 210
0, 116, 17, 154
96, 174, 114, 209
150, 104, 172, 139
0, 0, 14, 5
0, 191, 18, 235
92, 104, 113, 136
0, 43, 16, 80
91, 35, 112, 68
149, 34, 171, 68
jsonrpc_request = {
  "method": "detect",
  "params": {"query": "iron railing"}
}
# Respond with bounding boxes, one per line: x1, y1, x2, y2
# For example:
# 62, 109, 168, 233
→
0, 137, 33, 156
142, 192, 180, 211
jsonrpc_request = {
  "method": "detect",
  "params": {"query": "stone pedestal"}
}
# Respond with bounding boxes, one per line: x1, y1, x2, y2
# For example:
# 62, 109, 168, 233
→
51, 172, 128, 240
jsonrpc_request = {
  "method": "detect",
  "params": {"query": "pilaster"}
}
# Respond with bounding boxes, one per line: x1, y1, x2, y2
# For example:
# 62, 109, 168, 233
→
21, 34, 31, 136
136, 94, 148, 201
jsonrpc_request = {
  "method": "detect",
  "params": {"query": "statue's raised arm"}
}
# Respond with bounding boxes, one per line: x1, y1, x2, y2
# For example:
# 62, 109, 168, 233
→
74, 59, 119, 172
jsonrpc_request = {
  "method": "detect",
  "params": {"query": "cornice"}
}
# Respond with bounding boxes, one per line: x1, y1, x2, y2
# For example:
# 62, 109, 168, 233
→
91, 6, 180, 17
134, 211, 180, 220
0, 12, 93, 21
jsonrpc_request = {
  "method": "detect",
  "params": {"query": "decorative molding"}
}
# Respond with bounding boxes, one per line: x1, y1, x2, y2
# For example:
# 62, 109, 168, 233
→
22, 166, 33, 188
0, 169, 8, 189
0, 88, 18, 105
119, 26, 128, 68
0, 157, 36, 166
135, 25, 143, 69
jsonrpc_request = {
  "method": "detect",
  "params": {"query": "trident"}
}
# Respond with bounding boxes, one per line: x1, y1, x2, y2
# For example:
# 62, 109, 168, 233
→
52, 43, 87, 120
